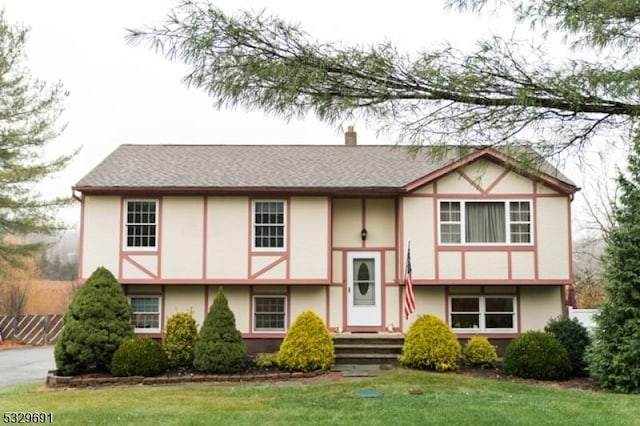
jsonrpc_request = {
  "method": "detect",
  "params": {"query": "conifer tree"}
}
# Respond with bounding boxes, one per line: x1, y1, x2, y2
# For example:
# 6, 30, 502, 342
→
587, 132, 640, 393
0, 11, 72, 265
193, 287, 247, 374
55, 267, 133, 375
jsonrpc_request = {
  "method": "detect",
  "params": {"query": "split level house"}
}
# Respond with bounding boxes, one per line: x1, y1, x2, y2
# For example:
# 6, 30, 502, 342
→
73, 130, 579, 353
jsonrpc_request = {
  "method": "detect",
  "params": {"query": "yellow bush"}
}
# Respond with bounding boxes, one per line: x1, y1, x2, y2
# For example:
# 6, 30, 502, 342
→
277, 310, 334, 372
399, 314, 461, 372
462, 336, 498, 368
162, 311, 198, 369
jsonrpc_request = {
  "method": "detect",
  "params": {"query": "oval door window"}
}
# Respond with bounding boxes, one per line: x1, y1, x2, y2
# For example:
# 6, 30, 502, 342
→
357, 262, 370, 295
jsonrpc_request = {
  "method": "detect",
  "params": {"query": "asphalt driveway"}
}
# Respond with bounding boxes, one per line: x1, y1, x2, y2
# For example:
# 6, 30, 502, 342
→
0, 346, 55, 386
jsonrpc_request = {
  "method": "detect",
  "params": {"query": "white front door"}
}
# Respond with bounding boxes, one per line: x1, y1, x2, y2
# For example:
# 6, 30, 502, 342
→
347, 252, 382, 327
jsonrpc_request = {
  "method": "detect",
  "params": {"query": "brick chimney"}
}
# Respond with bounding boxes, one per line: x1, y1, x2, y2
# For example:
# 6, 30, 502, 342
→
345, 125, 357, 146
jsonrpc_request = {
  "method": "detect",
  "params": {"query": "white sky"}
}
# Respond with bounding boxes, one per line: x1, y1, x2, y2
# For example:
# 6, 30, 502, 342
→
1, 0, 618, 235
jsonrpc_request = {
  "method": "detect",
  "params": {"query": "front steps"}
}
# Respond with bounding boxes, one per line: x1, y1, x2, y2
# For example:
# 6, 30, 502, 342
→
333, 333, 404, 367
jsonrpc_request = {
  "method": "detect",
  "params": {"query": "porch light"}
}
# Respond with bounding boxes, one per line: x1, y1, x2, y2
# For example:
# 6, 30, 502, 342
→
361, 227, 368, 241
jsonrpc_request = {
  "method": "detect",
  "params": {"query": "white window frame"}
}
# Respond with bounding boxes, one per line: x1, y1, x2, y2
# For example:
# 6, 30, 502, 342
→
253, 295, 287, 332
124, 199, 158, 250
128, 295, 161, 333
449, 295, 517, 333
252, 200, 286, 251
438, 200, 533, 245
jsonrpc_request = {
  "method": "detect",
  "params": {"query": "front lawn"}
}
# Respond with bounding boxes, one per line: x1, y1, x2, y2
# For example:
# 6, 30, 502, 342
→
0, 368, 637, 425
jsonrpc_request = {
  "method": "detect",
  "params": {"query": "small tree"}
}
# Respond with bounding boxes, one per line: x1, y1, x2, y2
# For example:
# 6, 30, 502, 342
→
193, 288, 246, 374
587, 134, 640, 393
163, 311, 199, 369
54, 267, 133, 375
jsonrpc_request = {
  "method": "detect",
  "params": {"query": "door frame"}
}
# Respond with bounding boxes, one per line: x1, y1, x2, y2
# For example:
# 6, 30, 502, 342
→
346, 251, 382, 327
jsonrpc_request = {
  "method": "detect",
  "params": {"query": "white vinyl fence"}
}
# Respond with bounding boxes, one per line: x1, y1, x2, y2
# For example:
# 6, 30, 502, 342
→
568, 307, 598, 331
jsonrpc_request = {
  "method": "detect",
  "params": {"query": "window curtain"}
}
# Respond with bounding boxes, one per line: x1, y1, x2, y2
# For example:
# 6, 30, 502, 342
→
465, 202, 505, 243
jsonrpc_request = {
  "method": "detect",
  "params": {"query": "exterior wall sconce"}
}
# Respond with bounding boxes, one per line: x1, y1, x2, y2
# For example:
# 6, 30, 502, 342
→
361, 228, 368, 241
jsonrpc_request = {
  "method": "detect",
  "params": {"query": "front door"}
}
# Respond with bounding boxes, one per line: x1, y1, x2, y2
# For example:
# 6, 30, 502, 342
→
347, 252, 382, 327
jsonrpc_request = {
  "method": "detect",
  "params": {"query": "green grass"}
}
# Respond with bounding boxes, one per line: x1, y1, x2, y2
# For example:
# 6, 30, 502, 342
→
1, 369, 638, 425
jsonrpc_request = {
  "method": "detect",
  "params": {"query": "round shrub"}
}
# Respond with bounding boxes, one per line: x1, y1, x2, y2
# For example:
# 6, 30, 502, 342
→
55, 267, 133, 375
254, 352, 279, 369
163, 311, 199, 369
544, 316, 590, 376
463, 336, 498, 368
399, 314, 461, 372
110, 337, 168, 377
277, 310, 334, 372
193, 288, 247, 374
504, 331, 571, 380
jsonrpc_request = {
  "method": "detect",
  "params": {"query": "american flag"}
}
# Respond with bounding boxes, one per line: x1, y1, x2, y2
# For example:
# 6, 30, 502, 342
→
403, 244, 416, 320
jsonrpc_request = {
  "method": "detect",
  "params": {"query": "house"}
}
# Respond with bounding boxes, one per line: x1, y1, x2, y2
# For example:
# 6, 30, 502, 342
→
73, 130, 579, 353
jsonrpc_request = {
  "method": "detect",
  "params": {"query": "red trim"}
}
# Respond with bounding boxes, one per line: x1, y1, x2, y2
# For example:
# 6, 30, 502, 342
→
119, 278, 331, 285
458, 170, 484, 193
413, 279, 569, 286
250, 254, 288, 279
78, 194, 86, 280
485, 169, 510, 194
533, 183, 540, 280
202, 197, 208, 279
122, 254, 158, 279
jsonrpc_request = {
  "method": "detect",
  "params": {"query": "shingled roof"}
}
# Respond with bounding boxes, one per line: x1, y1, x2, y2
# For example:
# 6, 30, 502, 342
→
74, 144, 578, 195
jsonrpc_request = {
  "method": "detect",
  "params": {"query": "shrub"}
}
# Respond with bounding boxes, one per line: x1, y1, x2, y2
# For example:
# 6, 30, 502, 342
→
55, 267, 133, 375
504, 331, 571, 380
277, 310, 334, 372
254, 352, 279, 369
399, 314, 461, 372
463, 336, 498, 368
193, 288, 247, 374
544, 316, 590, 376
163, 311, 199, 369
110, 337, 168, 377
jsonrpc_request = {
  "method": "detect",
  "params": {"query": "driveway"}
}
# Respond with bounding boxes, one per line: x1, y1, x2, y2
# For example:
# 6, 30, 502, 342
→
0, 346, 55, 386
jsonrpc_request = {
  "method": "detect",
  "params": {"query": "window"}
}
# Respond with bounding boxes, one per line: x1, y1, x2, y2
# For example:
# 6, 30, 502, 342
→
253, 296, 286, 332
439, 201, 531, 244
254, 201, 285, 249
125, 200, 157, 248
129, 296, 161, 332
449, 296, 516, 332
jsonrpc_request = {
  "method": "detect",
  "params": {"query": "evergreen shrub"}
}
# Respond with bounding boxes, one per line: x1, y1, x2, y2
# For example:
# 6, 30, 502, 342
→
544, 316, 590, 376
462, 336, 498, 368
277, 310, 334, 372
399, 314, 461, 372
110, 337, 168, 377
54, 267, 133, 375
193, 288, 247, 374
163, 311, 199, 369
504, 331, 571, 380
254, 352, 279, 369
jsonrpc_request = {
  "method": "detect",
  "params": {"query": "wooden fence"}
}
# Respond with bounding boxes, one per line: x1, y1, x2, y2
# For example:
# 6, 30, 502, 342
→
0, 314, 63, 345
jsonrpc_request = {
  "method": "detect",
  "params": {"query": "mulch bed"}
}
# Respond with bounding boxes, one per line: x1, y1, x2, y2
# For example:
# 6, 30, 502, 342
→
456, 366, 600, 392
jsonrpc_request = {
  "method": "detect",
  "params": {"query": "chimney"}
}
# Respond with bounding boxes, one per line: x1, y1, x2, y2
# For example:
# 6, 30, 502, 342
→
345, 125, 357, 146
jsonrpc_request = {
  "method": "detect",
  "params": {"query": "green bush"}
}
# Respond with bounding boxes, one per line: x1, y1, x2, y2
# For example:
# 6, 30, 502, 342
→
504, 331, 571, 380
163, 311, 199, 369
399, 314, 461, 372
55, 267, 133, 375
277, 310, 334, 372
110, 337, 168, 377
254, 352, 279, 369
544, 316, 590, 376
463, 336, 498, 368
193, 288, 247, 374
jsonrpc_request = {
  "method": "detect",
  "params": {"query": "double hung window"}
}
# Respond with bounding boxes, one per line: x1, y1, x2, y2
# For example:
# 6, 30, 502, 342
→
129, 296, 161, 332
253, 296, 286, 332
253, 201, 285, 249
125, 200, 157, 248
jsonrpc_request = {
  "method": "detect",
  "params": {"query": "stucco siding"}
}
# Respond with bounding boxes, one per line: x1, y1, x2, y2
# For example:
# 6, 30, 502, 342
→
385, 286, 400, 329
365, 199, 395, 247
465, 252, 509, 280
536, 198, 570, 279
82, 196, 120, 278
290, 197, 329, 279
161, 197, 204, 279
402, 197, 435, 279
520, 286, 563, 331
404, 286, 446, 330
207, 197, 249, 279
290, 286, 327, 324
332, 199, 361, 247
511, 252, 535, 279
438, 252, 462, 279
164, 286, 206, 328
329, 286, 343, 329
490, 171, 534, 194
